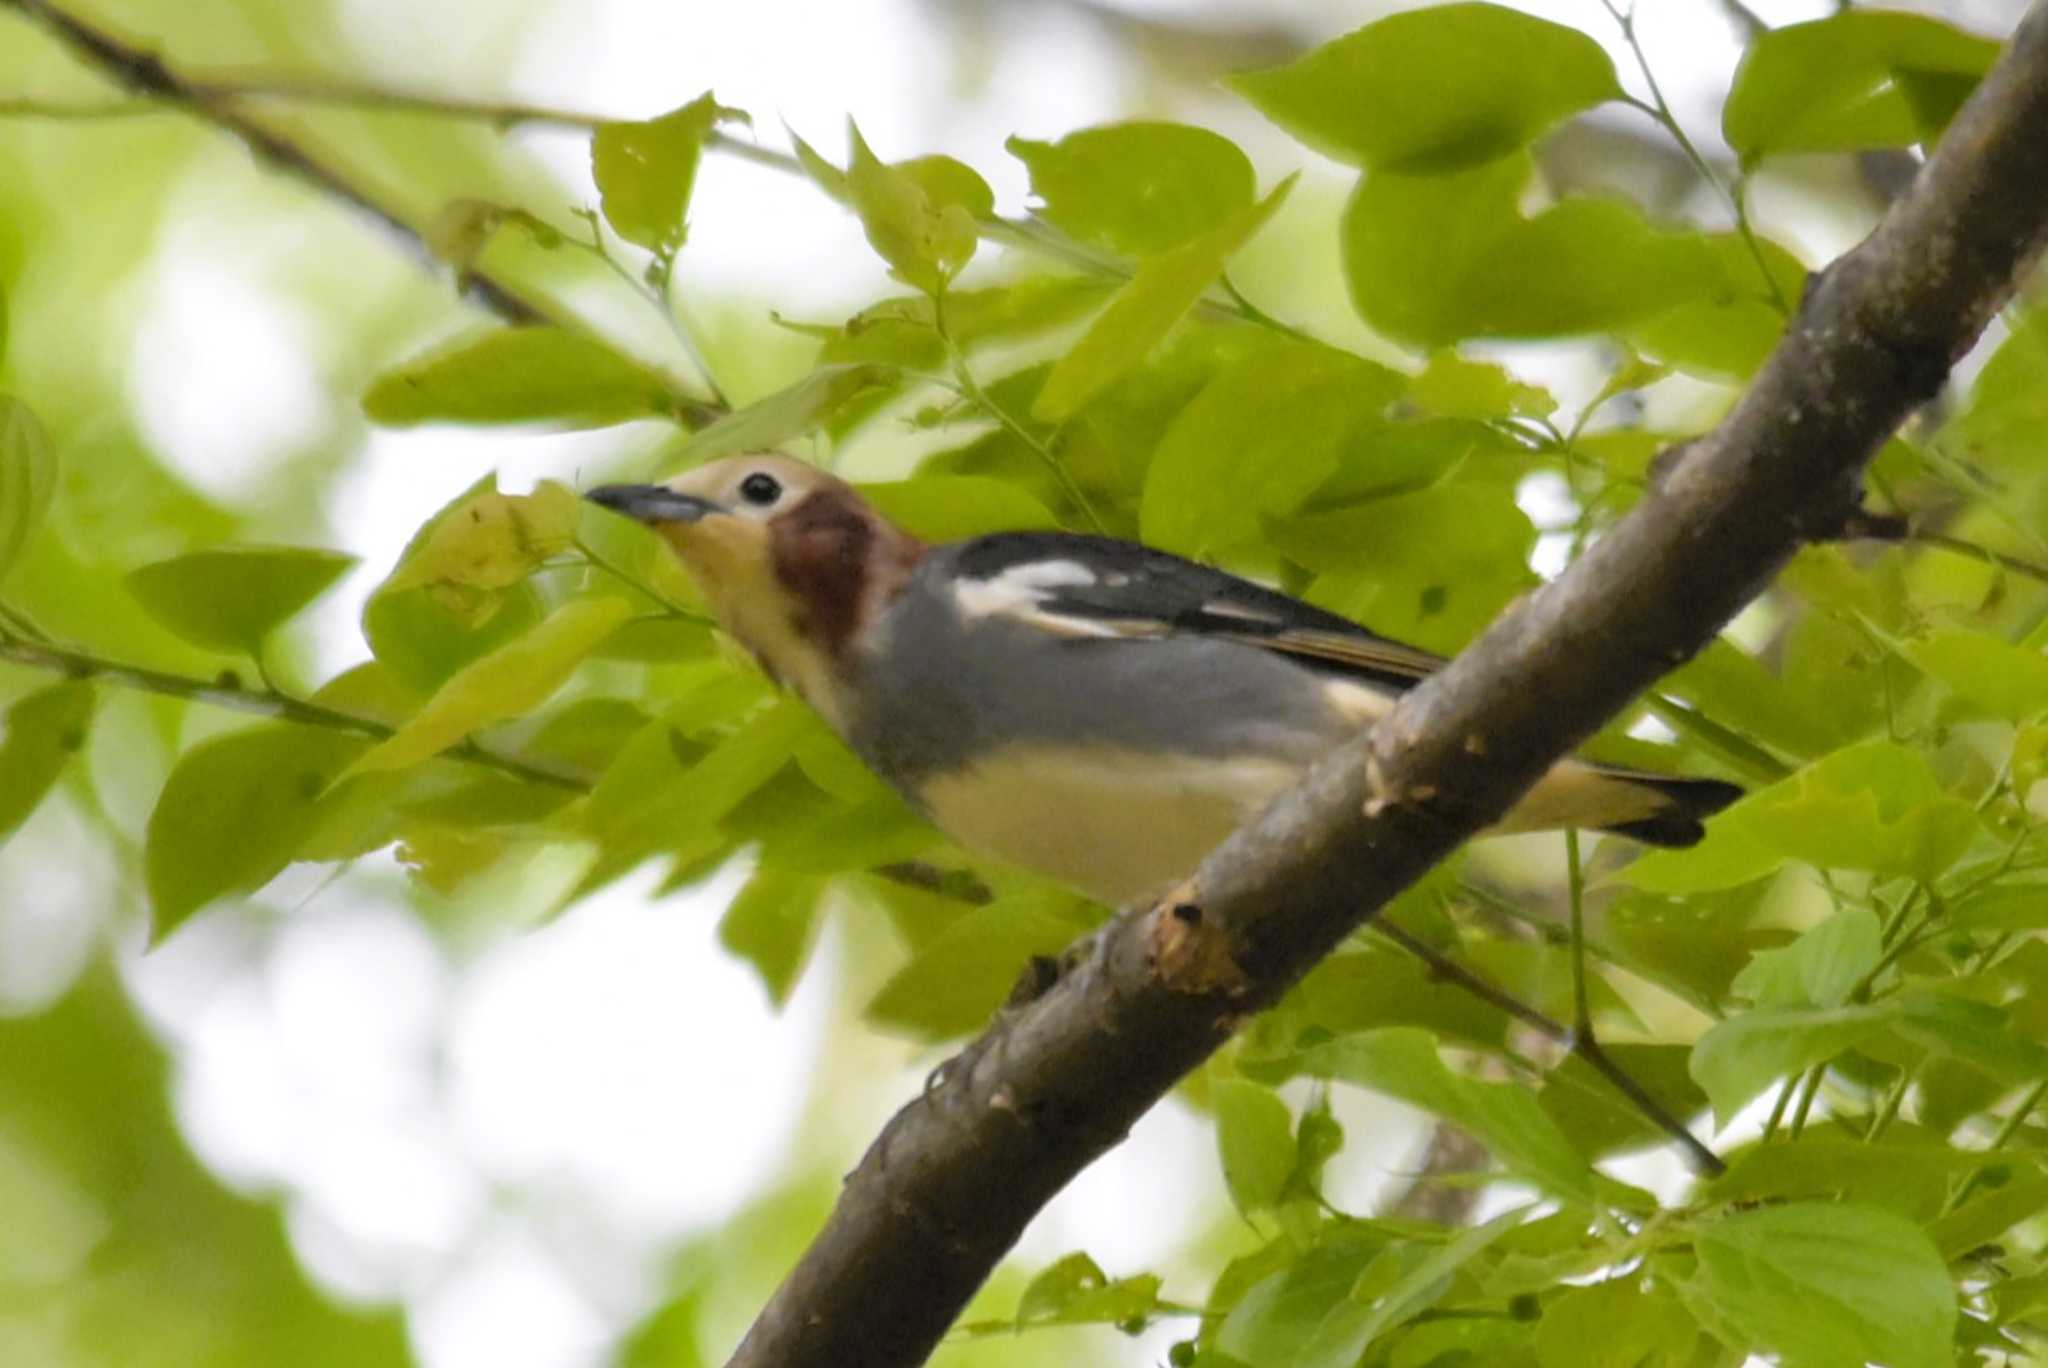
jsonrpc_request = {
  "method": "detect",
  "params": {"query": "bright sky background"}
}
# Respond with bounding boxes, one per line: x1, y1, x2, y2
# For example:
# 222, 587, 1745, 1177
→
44, 0, 2023, 1363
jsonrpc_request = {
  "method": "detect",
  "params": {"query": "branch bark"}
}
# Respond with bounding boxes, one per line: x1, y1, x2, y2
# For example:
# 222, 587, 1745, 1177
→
727, 6, 2048, 1365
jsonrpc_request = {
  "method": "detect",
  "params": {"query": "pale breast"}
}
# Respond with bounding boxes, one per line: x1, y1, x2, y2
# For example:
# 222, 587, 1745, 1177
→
915, 744, 1309, 907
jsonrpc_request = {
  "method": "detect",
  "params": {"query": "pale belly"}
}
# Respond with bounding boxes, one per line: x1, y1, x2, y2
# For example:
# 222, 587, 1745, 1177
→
915, 745, 1307, 907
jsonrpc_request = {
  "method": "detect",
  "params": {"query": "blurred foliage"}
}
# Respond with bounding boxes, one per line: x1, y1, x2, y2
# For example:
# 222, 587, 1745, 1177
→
4, 1, 2048, 1365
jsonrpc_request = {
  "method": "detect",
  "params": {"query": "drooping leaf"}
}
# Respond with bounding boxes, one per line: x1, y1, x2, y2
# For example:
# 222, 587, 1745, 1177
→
1034, 178, 1294, 423
718, 863, 831, 1005
1301, 1213, 1527, 1368
1305, 1028, 1596, 1201
662, 363, 895, 470
145, 725, 372, 938
813, 278, 1114, 371
1214, 1229, 1383, 1365
1008, 122, 1256, 257
0, 395, 56, 582
1535, 1277, 1700, 1368
592, 93, 745, 253
1724, 12, 2000, 163
843, 122, 979, 294
1342, 152, 1722, 349
1212, 1079, 1295, 1215
125, 546, 356, 656
379, 480, 578, 622
864, 893, 1092, 1041
1408, 351, 1557, 421
1729, 907, 1882, 1010
0, 680, 95, 843
1897, 626, 2048, 723
1230, 3, 1620, 173
1950, 307, 2048, 479
1689, 1001, 1898, 1127
1140, 340, 1405, 557
575, 697, 810, 885
1892, 992, 2048, 1086
345, 597, 633, 777
1014, 1252, 1165, 1329
1694, 1201, 1956, 1368
363, 326, 680, 428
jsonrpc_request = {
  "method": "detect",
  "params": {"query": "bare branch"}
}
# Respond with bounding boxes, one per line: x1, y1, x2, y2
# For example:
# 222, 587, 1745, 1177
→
726, 7, 2048, 1365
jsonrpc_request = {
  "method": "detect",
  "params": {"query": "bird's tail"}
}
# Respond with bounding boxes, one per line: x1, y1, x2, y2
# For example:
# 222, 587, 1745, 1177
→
1499, 762, 1743, 848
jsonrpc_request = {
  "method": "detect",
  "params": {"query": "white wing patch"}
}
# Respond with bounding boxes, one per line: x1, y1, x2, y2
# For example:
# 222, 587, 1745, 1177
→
951, 559, 1132, 637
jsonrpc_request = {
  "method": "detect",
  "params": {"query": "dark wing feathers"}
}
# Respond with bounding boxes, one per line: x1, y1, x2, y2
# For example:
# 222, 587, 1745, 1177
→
949, 532, 1445, 692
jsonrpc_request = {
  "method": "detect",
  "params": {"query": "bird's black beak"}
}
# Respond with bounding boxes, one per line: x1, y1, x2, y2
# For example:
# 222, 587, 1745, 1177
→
585, 484, 720, 524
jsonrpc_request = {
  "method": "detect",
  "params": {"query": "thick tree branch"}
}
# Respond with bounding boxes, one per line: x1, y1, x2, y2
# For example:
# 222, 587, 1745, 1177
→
727, 7, 2048, 1366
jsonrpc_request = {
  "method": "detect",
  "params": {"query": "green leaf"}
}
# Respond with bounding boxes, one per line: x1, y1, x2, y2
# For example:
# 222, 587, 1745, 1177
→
346, 597, 632, 777
814, 278, 1114, 371
1535, 1276, 1699, 1368
662, 363, 895, 470
1231, 3, 1618, 173
125, 546, 356, 656
1628, 233, 1803, 380
1711, 1129, 2015, 1214
1951, 308, 2048, 478
1015, 1252, 1164, 1328
1409, 351, 1557, 421
857, 476, 1058, 541
1893, 992, 2048, 1085
1730, 907, 1881, 1009
1694, 1202, 1956, 1368
380, 481, 579, 616
1627, 738, 1983, 893
844, 122, 977, 294
1212, 1079, 1295, 1215
1008, 122, 1256, 257
1724, 12, 2000, 163
1305, 1028, 1595, 1201
0, 681, 95, 844
591, 93, 744, 253
363, 326, 678, 429
864, 894, 1090, 1041
0, 395, 56, 582
1215, 1230, 1382, 1365
145, 725, 372, 938
1298, 1213, 1525, 1368
1898, 627, 2048, 722
1688, 1002, 1897, 1127
1034, 178, 1294, 424
1342, 153, 1722, 350
1139, 340, 1405, 557
718, 864, 830, 1005
892, 154, 994, 220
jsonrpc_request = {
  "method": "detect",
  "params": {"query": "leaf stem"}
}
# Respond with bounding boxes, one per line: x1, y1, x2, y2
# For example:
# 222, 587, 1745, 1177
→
933, 288, 1108, 534
1600, 0, 1789, 314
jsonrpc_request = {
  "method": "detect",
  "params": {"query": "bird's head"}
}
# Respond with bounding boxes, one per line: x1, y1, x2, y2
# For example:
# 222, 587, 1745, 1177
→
586, 454, 923, 720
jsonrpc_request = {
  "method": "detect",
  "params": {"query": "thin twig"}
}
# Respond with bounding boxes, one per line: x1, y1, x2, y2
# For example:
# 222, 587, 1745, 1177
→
0, 67, 1305, 339
1600, 0, 1789, 314
0, 0, 553, 325
0, 634, 586, 789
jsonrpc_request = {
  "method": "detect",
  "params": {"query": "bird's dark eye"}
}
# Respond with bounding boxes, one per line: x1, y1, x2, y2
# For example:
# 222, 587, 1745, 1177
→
738, 472, 782, 506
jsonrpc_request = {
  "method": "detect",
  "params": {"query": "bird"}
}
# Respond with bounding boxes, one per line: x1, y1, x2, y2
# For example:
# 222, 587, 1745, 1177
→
586, 455, 1740, 907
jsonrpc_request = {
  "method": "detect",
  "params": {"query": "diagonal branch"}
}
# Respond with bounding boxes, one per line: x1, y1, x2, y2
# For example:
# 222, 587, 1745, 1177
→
726, 6, 2048, 1365
0, 0, 560, 327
